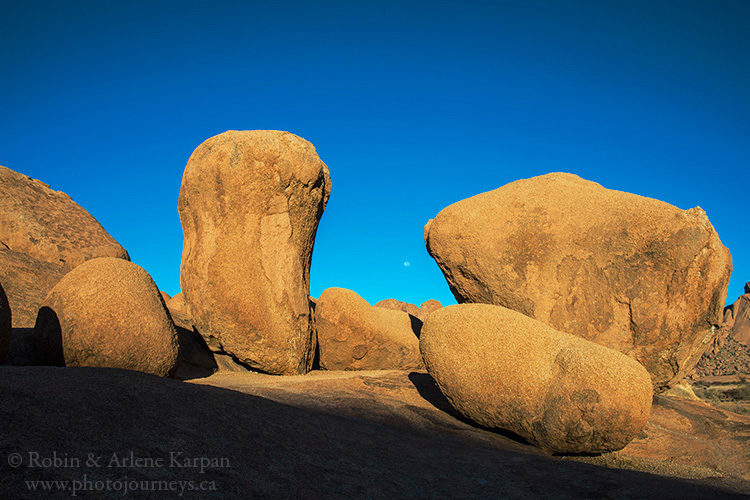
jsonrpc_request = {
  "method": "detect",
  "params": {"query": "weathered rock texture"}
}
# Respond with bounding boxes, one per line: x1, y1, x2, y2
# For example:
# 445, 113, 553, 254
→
420, 303, 653, 454
0, 281, 10, 362
425, 173, 732, 390
317, 288, 423, 370
34, 257, 178, 376
0, 165, 129, 327
374, 298, 444, 322
0, 165, 128, 269
179, 130, 331, 375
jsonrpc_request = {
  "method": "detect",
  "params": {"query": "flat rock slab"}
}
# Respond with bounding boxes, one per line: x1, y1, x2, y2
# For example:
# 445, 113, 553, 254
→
1, 366, 747, 498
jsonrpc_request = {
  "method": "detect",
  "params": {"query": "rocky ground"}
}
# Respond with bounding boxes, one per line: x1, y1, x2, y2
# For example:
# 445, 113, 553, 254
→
1, 366, 748, 499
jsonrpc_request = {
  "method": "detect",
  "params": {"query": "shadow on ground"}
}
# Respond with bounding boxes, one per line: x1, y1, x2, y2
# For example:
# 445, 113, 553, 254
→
1, 366, 747, 499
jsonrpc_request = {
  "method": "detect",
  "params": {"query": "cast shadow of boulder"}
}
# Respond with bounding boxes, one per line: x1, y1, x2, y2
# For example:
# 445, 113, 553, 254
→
171, 326, 219, 380
32, 306, 64, 366
408, 371, 532, 447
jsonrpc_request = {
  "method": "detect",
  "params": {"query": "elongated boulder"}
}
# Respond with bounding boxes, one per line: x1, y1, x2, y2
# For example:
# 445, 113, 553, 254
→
317, 287, 423, 370
0, 165, 129, 327
0, 281, 10, 362
425, 173, 732, 391
34, 257, 178, 376
179, 130, 331, 375
420, 303, 653, 454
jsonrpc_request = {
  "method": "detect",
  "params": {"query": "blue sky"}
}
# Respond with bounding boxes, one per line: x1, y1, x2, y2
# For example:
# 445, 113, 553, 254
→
1, 1, 748, 306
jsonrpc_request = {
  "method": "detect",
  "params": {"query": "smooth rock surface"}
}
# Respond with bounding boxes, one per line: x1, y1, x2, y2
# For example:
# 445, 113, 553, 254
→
34, 257, 178, 376
179, 130, 330, 375
425, 173, 732, 390
420, 303, 653, 454
317, 287, 423, 370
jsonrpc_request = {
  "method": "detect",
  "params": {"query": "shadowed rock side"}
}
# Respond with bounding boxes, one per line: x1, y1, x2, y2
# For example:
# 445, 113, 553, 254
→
420, 304, 653, 454
34, 258, 178, 376
0, 250, 66, 328
316, 287, 423, 370
179, 130, 331, 375
425, 172, 732, 391
1, 366, 746, 499
0, 281, 10, 361
0, 165, 129, 269
374, 298, 443, 322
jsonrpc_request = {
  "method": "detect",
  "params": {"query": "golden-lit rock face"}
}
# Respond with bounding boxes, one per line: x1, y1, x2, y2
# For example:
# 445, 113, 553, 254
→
425, 172, 732, 391
179, 130, 331, 375
316, 287, 423, 371
34, 257, 178, 377
420, 303, 654, 454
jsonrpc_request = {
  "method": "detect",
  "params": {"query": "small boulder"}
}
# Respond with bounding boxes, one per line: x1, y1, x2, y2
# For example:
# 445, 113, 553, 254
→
34, 257, 178, 376
159, 290, 172, 303
375, 298, 444, 322
374, 298, 421, 318
316, 288, 423, 370
420, 303, 653, 454
425, 173, 732, 391
166, 293, 193, 332
0, 281, 10, 362
419, 299, 443, 319
179, 130, 331, 375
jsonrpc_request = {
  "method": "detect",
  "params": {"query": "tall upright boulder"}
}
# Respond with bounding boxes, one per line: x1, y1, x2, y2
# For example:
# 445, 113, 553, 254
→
425, 173, 732, 390
0, 165, 129, 327
179, 131, 331, 375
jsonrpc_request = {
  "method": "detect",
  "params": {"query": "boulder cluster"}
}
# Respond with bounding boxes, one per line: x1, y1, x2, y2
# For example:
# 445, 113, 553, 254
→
0, 131, 736, 455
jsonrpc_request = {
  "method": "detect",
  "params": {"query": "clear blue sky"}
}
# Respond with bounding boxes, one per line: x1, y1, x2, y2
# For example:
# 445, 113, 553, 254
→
1, 1, 748, 307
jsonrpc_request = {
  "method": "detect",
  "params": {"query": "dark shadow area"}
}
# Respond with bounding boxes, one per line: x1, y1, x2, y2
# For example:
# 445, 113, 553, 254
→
408, 371, 533, 447
171, 326, 219, 380
2, 328, 42, 366
0, 366, 745, 499
408, 314, 423, 338
32, 306, 64, 366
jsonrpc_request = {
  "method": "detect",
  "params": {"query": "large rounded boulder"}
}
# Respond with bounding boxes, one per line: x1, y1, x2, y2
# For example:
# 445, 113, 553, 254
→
179, 130, 331, 375
0, 165, 129, 327
420, 303, 653, 454
425, 173, 732, 390
0, 280, 10, 362
317, 288, 423, 370
34, 257, 178, 376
